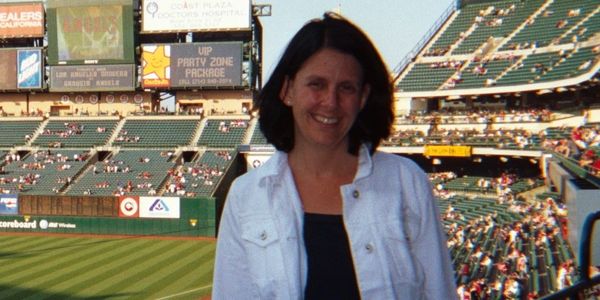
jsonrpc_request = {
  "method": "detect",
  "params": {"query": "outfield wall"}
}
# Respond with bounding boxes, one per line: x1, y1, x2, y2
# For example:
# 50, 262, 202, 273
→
0, 195, 215, 237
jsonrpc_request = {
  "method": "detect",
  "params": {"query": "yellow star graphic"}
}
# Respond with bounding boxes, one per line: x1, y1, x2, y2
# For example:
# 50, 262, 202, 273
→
142, 45, 170, 79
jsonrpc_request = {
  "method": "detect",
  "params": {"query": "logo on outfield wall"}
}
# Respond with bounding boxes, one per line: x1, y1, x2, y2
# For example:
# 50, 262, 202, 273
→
119, 196, 139, 218
0, 195, 18, 215
140, 197, 180, 219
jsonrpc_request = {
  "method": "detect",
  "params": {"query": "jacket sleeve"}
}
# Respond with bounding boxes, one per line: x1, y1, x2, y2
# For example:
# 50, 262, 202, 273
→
410, 169, 458, 300
212, 181, 259, 299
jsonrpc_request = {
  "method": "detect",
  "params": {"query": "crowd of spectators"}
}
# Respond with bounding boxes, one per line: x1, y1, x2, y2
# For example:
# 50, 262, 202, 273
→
442, 189, 575, 299
216, 120, 248, 133
115, 129, 141, 143
541, 124, 600, 176
1, 150, 89, 194
41, 122, 84, 138
164, 162, 225, 197
395, 108, 553, 125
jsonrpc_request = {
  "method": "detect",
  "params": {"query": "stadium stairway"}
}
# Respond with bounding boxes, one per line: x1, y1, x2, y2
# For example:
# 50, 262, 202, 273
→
492, 0, 554, 52
59, 149, 100, 194
190, 117, 208, 146
155, 149, 185, 195
243, 118, 259, 145
25, 118, 50, 147
557, 5, 600, 42
106, 118, 127, 146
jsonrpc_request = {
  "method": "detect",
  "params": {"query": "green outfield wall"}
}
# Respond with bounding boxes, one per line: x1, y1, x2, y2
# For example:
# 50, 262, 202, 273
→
0, 196, 215, 237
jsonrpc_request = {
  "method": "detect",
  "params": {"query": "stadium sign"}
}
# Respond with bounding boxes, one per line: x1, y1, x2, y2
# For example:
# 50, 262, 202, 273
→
119, 196, 139, 218
141, 0, 251, 33
46, 0, 135, 65
17, 49, 42, 89
0, 220, 37, 229
139, 197, 180, 219
49, 64, 135, 92
0, 3, 44, 38
142, 42, 242, 88
0, 195, 18, 215
424, 145, 472, 157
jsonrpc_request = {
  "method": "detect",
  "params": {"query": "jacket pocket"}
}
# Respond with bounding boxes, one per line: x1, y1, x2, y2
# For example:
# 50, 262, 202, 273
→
241, 216, 280, 247
383, 220, 425, 299
240, 216, 283, 299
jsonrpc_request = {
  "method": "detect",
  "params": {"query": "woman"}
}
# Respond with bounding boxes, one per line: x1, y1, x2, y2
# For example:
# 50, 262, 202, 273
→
213, 13, 457, 299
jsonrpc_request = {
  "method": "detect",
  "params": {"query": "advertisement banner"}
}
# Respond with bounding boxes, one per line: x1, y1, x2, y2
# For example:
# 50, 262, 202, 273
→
0, 49, 17, 90
0, 3, 44, 38
139, 197, 180, 219
119, 196, 139, 218
142, 42, 242, 88
141, 0, 250, 33
424, 145, 472, 157
46, 0, 135, 65
0, 195, 18, 215
49, 64, 135, 92
141, 44, 170, 88
171, 42, 242, 88
17, 49, 42, 89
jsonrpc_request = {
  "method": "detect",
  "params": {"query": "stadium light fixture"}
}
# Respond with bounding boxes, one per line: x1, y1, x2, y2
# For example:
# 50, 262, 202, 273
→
536, 89, 552, 95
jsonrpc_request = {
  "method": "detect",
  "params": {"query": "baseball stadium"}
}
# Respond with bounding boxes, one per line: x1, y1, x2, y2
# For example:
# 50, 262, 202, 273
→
0, 0, 599, 298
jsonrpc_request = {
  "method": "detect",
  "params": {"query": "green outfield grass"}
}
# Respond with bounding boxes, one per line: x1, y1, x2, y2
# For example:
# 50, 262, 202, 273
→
0, 234, 215, 299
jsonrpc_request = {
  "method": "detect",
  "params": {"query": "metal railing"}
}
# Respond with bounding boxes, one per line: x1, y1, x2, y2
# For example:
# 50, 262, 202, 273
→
392, 0, 456, 81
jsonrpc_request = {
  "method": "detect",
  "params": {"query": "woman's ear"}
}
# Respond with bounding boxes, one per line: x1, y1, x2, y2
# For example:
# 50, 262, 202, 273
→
279, 77, 292, 106
359, 84, 370, 110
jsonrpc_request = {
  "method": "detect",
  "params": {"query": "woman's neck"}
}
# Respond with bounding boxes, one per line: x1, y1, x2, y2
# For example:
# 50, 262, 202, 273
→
288, 144, 358, 180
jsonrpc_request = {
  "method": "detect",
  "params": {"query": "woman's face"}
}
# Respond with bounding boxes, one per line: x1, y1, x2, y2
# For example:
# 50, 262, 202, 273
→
280, 48, 370, 152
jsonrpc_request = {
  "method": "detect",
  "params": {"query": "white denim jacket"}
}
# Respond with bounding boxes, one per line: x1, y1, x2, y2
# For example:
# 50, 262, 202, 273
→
213, 145, 458, 299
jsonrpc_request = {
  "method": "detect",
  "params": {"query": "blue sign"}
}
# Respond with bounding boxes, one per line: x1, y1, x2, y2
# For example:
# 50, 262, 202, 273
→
17, 49, 42, 89
0, 195, 18, 215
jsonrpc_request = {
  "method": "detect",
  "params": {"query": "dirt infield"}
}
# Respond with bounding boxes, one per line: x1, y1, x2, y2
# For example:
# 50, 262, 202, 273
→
0, 231, 216, 242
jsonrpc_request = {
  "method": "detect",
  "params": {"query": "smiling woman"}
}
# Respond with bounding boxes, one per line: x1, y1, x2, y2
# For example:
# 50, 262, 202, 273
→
213, 13, 458, 299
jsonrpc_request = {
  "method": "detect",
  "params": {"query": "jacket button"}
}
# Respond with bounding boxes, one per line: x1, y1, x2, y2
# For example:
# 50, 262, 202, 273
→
352, 190, 360, 199
260, 231, 267, 240
365, 243, 374, 253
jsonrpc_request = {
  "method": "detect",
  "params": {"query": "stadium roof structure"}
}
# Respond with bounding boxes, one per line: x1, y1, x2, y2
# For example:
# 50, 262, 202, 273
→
394, 0, 600, 98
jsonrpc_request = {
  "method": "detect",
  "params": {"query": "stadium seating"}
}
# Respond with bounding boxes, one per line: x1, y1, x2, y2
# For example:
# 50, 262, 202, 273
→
500, 0, 599, 50
32, 119, 118, 148
113, 118, 199, 147
1, 150, 90, 195
396, 0, 600, 91
0, 119, 42, 147
397, 62, 464, 91
162, 150, 235, 197
65, 150, 175, 196
197, 118, 249, 147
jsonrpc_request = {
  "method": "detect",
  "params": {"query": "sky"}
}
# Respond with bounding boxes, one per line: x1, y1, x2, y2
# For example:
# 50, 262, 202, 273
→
256, 0, 455, 82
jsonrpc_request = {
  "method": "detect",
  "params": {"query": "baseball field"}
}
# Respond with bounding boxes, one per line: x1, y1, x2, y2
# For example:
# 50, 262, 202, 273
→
0, 233, 215, 299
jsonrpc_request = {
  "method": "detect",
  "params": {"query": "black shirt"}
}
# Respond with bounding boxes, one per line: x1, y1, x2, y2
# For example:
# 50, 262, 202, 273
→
303, 213, 361, 300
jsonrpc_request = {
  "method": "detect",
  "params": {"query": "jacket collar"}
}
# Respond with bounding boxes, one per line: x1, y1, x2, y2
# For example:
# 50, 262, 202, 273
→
256, 144, 374, 186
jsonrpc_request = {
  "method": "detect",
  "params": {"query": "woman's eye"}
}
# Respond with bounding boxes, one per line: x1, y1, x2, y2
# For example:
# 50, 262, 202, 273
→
339, 83, 358, 94
308, 81, 324, 89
